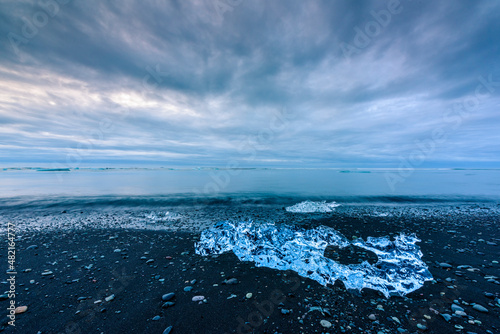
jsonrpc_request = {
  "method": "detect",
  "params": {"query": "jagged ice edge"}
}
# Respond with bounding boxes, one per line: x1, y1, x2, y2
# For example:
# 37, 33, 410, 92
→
195, 222, 433, 298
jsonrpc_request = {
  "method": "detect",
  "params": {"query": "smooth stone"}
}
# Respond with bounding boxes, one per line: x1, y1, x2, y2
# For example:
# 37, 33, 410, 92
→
26, 245, 38, 250
184, 286, 193, 292
440, 263, 453, 268
15, 306, 28, 314
163, 326, 173, 334
416, 323, 427, 330
105, 294, 115, 302
246, 293, 252, 299
162, 302, 175, 308
457, 265, 471, 269
152, 316, 161, 321
192, 295, 204, 302
224, 278, 238, 285
451, 304, 464, 312
368, 314, 376, 321
162, 293, 175, 301
484, 292, 494, 299
472, 304, 488, 313
320, 320, 332, 328
41, 271, 53, 276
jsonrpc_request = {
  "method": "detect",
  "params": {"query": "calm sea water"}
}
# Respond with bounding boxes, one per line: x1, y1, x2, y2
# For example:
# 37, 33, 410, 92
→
0, 168, 499, 210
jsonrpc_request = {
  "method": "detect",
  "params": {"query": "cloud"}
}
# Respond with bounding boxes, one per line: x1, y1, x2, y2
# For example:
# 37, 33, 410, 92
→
1, 0, 499, 167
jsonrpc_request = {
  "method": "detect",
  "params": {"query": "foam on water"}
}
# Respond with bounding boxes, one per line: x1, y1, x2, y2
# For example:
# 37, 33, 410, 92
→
195, 222, 433, 297
286, 200, 341, 213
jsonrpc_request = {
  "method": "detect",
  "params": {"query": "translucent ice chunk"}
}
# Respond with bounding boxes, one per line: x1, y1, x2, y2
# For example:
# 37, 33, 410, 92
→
286, 201, 340, 213
195, 222, 433, 297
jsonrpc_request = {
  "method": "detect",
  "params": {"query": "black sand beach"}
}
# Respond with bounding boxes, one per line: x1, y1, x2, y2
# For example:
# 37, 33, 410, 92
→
1, 204, 499, 334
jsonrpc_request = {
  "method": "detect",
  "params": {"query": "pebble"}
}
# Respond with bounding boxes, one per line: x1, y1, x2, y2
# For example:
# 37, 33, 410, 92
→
162, 293, 175, 301
184, 286, 193, 292
162, 302, 175, 308
416, 323, 427, 330
152, 316, 161, 321
281, 308, 290, 315
192, 295, 205, 302
368, 314, 376, 321
163, 326, 173, 334
224, 278, 238, 285
105, 294, 115, 302
41, 270, 53, 276
451, 304, 464, 312
484, 292, 494, 299
15, 306, 28, 314
246, 293, 252, 299
320, 320, 332, 328
0, 295, 8, 301
440, 263, 453, 268
472, 304, 488, 313
441, 313, 452, 322
146, 259, 154, 264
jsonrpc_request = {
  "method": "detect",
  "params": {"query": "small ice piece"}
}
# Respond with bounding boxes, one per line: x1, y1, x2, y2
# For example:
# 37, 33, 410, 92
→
146, 211, 182, 222
285, 201, 340, 213
195, 222, 433, 298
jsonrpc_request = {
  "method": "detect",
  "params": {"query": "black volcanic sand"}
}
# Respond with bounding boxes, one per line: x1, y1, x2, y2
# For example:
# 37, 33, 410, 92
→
1, 206, 499, 334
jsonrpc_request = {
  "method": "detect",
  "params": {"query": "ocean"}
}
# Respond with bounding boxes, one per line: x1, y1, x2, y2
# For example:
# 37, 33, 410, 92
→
1, 168, 499, 210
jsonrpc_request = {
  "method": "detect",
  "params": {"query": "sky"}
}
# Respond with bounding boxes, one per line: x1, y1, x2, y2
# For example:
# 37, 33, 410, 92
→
1, 0, 500, 168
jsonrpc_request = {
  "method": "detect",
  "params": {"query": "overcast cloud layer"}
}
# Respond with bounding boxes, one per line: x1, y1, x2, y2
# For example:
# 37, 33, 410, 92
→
1, 0, 499, 168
